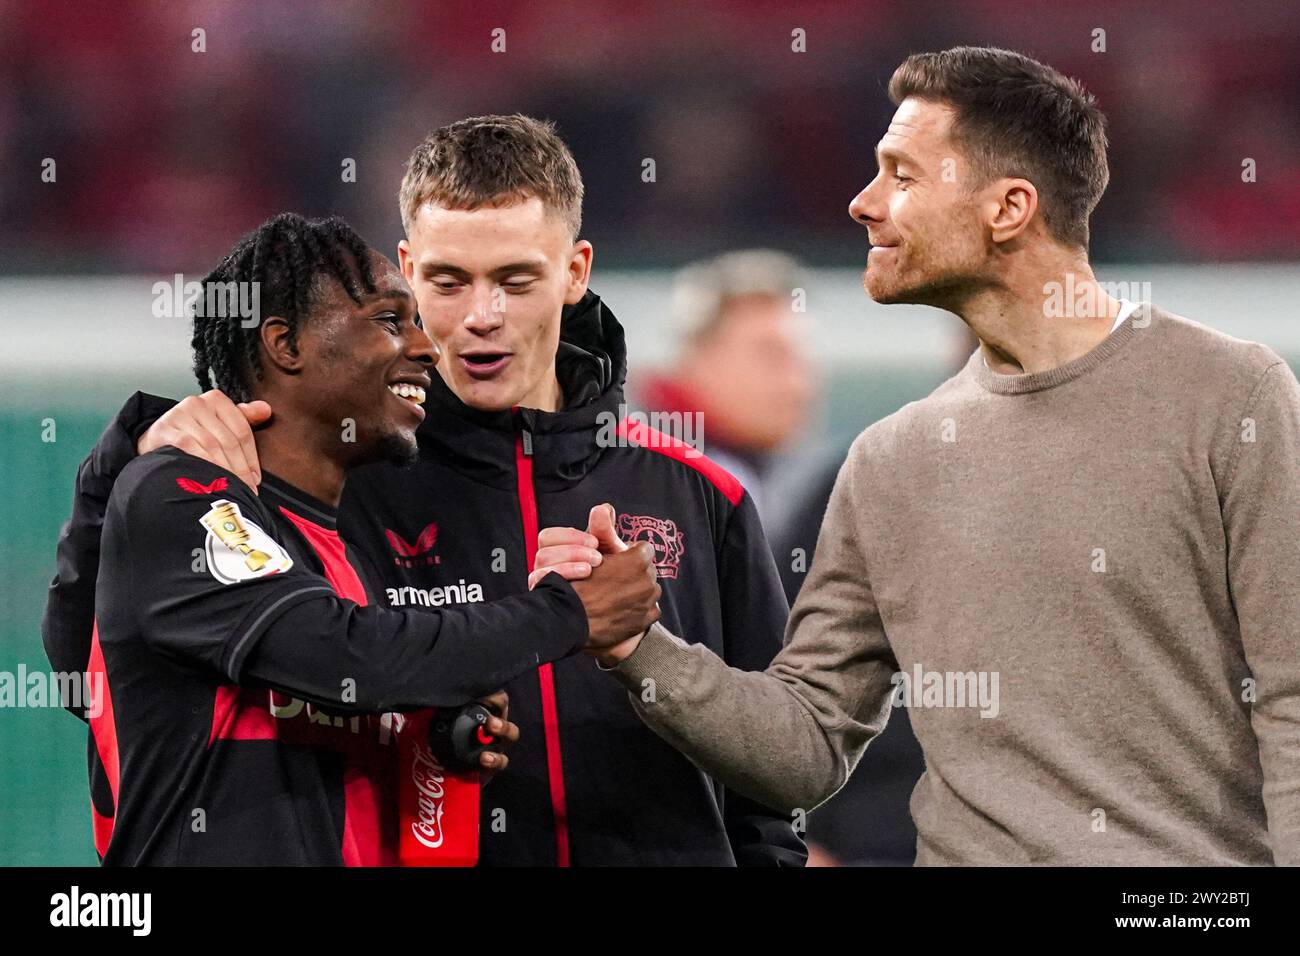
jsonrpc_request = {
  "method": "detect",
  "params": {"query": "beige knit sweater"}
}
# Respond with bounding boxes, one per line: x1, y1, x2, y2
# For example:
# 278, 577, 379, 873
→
611, 305, 1300, 865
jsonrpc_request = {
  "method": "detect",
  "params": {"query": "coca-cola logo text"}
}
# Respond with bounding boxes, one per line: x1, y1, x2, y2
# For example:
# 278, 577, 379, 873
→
410, 743, 447, 849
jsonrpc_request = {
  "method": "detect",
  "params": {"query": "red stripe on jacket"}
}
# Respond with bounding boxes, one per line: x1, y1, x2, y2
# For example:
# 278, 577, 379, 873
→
87, 621, 119, 858
515, 431, 572, 867
616, 418, 745, 505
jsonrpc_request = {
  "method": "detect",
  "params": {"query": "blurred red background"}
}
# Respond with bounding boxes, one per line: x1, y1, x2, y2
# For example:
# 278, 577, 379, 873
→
2, 0, 1296, 275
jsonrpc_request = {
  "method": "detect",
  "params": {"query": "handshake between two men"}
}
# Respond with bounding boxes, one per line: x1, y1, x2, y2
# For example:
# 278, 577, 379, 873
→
529, 502, 660, 666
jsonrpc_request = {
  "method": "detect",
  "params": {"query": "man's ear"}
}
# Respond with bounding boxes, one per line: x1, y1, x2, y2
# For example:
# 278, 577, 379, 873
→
564, 239, 594, 305
987, 178, 1038, 244
397, 238, 414, 283
260, 316, 304, 374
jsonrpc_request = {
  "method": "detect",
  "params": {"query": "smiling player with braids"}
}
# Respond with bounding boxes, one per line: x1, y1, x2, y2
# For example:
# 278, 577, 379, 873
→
42, 213, 659, 865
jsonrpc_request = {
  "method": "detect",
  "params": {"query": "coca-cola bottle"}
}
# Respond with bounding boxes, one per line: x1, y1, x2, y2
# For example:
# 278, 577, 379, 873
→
396, 709, 481, 866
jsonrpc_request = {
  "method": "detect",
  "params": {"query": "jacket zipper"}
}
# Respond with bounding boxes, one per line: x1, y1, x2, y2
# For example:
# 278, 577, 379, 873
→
513, 418, 572, 867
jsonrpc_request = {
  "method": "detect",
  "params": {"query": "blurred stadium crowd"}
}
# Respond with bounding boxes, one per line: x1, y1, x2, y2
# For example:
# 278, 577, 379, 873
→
2, 0, 1298, 277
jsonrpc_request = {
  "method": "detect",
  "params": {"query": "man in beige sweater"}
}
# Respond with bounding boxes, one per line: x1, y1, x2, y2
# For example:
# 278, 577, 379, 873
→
539, 47, 1300, 864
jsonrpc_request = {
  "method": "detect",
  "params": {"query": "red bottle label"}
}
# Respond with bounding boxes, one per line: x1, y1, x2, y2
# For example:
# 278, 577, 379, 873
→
396, 710, 480, 866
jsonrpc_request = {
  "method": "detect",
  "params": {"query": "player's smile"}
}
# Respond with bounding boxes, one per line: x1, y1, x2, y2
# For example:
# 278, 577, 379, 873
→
386, 374, 430, 422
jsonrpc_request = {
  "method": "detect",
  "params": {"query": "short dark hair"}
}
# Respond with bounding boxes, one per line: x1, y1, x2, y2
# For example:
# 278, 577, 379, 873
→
191, 213, 376, 403
399, 114, 584, 238
889, 46, 1109, 249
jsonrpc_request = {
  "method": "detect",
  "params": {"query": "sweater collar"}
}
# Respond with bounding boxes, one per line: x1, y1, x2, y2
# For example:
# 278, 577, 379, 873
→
969, 302, 1153, 396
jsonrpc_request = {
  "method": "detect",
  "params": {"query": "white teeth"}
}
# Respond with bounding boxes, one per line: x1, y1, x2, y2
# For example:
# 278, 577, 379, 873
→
388, 383, 426, 404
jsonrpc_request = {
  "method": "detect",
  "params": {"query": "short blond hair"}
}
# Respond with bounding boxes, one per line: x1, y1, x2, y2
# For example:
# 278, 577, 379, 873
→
399, 114, 584, 238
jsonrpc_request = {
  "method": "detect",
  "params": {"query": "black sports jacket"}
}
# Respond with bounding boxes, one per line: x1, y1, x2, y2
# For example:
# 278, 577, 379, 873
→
43, 291, 806, 866
74, 447, 585, 864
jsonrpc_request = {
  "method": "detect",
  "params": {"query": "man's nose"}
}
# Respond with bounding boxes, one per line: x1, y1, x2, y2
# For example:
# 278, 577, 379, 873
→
407, 322, 439, 366
848, 179, 884, 227
463, 285, 506, 333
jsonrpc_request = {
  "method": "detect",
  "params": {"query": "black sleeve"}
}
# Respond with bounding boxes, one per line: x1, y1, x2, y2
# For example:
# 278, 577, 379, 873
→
42, 392, 177, 696
242, 578, 586, 711
108, 452, 588, 713
716, 491, 809, 866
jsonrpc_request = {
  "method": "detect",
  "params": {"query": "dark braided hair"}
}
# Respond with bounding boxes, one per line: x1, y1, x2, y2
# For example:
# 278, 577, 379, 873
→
191, 213, 378, 403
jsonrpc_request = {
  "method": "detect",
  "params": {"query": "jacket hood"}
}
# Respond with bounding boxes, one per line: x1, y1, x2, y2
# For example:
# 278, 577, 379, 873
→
415, 289, 629, 489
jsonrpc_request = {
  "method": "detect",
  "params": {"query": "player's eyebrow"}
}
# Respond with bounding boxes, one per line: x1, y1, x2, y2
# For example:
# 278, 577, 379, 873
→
487, 260, 547, 278
875, 143, 920, 168
419, 261, 471, 278
364, 287, 413, 305
419, 260, 547, 279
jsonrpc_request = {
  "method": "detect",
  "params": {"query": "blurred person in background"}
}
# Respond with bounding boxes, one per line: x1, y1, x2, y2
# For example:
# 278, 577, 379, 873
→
636, 250, 815, 518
